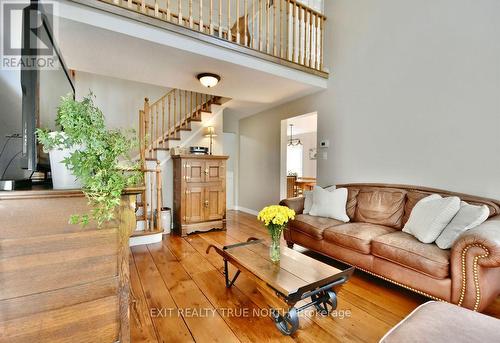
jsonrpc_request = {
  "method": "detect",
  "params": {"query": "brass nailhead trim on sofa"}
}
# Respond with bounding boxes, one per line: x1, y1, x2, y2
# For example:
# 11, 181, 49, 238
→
354, 266, 445, 302
457, 244, 490, 311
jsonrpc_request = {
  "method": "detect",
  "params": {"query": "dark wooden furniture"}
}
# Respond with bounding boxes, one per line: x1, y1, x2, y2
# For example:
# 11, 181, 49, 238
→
207, 238, 354, 335
172, 155, 228, 236
286, 175, 297, 197
0, 187, 141, 343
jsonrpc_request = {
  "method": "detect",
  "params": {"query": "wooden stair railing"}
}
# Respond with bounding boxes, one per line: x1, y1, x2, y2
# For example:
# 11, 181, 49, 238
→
135, 88, 220, 235
100, 0, 327, 73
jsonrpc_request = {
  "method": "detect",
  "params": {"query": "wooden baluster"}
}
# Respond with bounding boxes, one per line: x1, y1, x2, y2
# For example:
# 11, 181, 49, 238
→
273, 0, 277, 55
219, 0, 223, 38
154, 0, 159, 17
227, 0, 230, 41
189, 0, 193, 28
292, 2, 296, 62
156, 161, 162, 231
173, 89, 177, 138
320, 16, 324, 70
178, 0, 183, 25
149, 169, 154, 231
161, 98, 165, 147
139, 109, 145, 168
168, 93, 171, 139
184, 90, 188, 127
266, 0, 270, 53
299, 6, 303, 65
252, 0, 255, 49
199, 0, 204, 32
316, 15, 320, 70
258, 0, 262, 50
141, 0, 146, 13
166, 0, 170, 21
244, 0, 248, 46
210, 0, 214, 34
307, 11, 312, 67
286, 0, 289, 60
144, 98, 150, 158
279, 0, 283, 58
128, 0, 132, 8
155, 103, 159, 150
236, 0, 240, 44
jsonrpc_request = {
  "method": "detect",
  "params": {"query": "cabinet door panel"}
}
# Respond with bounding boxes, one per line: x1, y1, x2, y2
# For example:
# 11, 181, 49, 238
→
205, 186, 225, 221
185, 161, 205, 183
185, 186, 204, 223
205, 160, 225, 183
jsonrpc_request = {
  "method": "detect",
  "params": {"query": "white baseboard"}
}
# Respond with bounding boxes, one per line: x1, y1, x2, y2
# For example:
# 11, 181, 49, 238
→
129, 233, 163, 247
234, 206, 259, 216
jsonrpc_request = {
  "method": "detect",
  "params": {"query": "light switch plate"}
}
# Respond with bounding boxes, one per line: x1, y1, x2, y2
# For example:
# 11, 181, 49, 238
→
320, 139, 330, 148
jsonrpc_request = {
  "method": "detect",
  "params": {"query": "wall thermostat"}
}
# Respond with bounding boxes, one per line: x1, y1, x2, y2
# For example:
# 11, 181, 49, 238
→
320, 139, 330, 148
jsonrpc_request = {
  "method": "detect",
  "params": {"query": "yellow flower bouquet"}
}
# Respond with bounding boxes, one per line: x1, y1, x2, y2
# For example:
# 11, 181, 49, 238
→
257, 205, 295, 262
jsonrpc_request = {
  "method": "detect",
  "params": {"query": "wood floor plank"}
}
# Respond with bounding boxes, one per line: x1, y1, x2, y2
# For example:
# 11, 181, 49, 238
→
147, 242, 241, 343
131, 245, 194, 343
129, 257, 159, 343
130, 210, 500, 342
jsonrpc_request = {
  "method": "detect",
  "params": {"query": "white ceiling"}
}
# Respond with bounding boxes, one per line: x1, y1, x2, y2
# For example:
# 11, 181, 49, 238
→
55, 1, 327, 119
287, 112, 318, 135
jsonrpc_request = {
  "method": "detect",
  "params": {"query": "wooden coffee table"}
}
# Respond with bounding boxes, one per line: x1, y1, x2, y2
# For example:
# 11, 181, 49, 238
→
207, 238, 354, 335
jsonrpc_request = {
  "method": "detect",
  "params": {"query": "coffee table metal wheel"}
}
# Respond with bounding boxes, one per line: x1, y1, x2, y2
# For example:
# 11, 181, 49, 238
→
312, 290, 337, 315
271, 308, 299, 335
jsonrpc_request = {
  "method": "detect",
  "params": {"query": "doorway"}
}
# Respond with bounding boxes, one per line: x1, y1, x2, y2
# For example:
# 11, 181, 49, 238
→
280, 112, 318, 200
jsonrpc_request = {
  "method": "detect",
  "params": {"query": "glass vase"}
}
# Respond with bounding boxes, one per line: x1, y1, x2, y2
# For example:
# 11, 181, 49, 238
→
270, 236, 281, 263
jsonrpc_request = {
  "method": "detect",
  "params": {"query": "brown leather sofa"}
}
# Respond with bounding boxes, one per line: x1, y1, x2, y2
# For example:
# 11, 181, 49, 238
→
280, 183, 500, 312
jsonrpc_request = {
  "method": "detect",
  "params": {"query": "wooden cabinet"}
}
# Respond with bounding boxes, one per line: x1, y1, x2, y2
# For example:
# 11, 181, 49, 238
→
173, 155, 228, 236
0, 187, 141, 343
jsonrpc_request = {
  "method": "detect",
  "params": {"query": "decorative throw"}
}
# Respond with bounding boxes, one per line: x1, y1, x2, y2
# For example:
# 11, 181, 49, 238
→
402, 194, 461, 244
309, 186, 350, 222
435, 201, 489, 249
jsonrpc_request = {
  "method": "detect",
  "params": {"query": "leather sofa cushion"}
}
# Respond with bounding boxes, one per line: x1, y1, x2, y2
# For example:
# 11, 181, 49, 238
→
346, 188, 360, 220
324, 223, 395, 254
354, 188, 407, 229
289, 214, 344, 240
372, 231, 450, 279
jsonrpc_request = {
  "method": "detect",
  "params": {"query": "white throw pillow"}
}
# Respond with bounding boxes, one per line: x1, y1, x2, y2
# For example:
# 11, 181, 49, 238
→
309, 186, 350, 222
435, 201, 489, 249
402, 194, 461, 244
303, 190, 313, 214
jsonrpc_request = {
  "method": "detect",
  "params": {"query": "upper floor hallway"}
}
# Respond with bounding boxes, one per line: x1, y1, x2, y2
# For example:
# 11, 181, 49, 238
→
51, 0, 330, 118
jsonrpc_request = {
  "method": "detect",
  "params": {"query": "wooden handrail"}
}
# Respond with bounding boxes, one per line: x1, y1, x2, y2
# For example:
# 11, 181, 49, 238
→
100, 0, 327, 72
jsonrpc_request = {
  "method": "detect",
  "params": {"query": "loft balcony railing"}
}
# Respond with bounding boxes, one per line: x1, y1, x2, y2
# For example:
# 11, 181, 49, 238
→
95, 0, 327, 75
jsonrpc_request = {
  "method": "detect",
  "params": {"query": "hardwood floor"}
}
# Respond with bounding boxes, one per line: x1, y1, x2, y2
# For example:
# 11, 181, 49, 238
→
130, 210, 500, 343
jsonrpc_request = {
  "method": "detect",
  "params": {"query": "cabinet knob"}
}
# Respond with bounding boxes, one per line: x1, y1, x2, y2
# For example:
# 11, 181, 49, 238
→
204, 168, 209, 176
204, 200, 209, 208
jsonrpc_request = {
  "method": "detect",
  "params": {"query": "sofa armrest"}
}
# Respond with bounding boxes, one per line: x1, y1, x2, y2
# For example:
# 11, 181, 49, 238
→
452, 215, 500, 267
279, 197, 305, 215
450, 215, 500, 311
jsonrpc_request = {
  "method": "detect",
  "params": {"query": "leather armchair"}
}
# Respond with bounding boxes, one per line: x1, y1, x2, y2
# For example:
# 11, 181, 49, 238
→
451, 215, 500, 311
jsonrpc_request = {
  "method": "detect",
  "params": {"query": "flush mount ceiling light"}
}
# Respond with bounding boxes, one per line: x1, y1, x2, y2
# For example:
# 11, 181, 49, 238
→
197, 73, 220, 88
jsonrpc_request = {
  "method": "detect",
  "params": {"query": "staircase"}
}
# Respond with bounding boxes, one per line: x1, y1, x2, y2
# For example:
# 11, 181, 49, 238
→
130, 88, 226, 246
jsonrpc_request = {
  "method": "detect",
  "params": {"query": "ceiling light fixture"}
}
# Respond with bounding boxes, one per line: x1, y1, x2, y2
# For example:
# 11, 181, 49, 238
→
288, 124, 302, 146
197, 73, 221, 88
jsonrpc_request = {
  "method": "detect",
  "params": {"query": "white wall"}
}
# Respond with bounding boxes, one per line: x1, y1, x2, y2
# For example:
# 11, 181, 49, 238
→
238, 0, 500, 212
74, 71, 168, 132
288, 132, 317, 178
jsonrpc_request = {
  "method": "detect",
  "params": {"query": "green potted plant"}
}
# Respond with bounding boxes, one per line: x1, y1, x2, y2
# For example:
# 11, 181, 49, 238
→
37, 93, 141, 226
